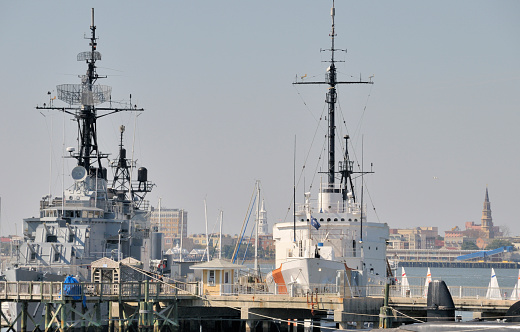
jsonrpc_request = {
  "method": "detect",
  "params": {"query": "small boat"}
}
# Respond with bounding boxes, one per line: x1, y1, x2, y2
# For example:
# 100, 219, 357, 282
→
510, 269, 520, 300
401, 267, 410, 298
486, 268, 502, 300
423, 267, 432, 298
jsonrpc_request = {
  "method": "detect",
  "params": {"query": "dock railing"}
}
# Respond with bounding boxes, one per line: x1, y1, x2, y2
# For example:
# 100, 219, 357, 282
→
0, 281, 200, 302
365, 283, 517, 300
0, 281, 516, 301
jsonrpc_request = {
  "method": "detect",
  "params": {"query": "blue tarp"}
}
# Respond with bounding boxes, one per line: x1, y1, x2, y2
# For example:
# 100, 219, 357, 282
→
456, 246, 514, 261
63, 276, 87, 307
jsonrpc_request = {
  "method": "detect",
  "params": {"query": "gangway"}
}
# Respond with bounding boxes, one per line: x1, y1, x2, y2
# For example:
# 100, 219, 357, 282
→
456, 246, 513, 261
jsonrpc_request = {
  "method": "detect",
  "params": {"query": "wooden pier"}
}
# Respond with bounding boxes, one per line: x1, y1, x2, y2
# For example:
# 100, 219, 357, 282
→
0, 280, 519, 331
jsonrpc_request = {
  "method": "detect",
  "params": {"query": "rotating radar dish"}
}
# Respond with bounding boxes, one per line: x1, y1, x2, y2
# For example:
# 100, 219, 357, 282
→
71, 166, 88, 181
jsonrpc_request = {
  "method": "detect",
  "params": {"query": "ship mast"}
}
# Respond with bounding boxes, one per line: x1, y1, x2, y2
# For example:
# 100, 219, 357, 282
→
293, 0, 373, 197
37, 8, 143, 178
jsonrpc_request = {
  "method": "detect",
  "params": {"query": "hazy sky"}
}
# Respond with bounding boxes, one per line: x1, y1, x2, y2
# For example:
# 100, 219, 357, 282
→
1, 1, 519, 238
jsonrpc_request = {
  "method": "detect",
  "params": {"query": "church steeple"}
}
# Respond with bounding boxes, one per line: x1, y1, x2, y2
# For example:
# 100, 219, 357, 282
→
258, 199, 268, 235
481, 187, 494, 238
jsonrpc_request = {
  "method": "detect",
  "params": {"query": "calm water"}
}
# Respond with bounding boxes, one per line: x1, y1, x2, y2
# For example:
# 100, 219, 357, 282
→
399, 266, 520, 289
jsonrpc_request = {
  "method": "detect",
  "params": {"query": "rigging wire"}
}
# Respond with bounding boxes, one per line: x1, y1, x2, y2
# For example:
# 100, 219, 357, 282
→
283, 100, 328, 223
120, 262, 390, 331
335, 85, 381, 222
241, 222, 256, 265
232, 183, 257, 263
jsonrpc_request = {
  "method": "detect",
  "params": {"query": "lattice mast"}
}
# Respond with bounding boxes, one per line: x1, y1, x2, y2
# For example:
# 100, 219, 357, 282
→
111, 125, 132, 197
36, 8, 143, 179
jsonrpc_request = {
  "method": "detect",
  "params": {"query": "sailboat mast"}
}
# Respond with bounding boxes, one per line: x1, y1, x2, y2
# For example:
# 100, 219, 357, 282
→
204, 199, 209, 262
255, 181, 260, 275
219, 210, 223, 260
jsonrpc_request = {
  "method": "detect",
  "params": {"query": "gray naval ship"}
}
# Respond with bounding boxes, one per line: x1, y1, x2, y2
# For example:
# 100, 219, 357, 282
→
4, 9, 155, 283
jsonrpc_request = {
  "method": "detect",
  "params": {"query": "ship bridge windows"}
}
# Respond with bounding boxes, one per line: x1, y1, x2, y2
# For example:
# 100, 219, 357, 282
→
327, 218, 331, 222
81, 210, 103, 219
42, 209, 58, 218
63, 210, 75, 218
334, 218, 338, 221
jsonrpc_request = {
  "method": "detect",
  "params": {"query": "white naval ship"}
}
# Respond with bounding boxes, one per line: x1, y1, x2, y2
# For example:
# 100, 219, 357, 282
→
4, 9, 156, 283
267, 1, 390, 296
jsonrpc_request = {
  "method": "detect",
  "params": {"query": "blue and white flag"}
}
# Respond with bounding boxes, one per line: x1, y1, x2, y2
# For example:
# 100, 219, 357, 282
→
310, 216, 321, 230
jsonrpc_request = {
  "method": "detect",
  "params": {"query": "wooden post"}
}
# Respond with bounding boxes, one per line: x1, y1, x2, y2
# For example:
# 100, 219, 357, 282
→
60, 302, 66, 332
96, 302, 102, 332
379, 283, 391, 328
82, 302, 87, 332
21, 301, 28, 332
71, 301, 76, 329
147, 302, 153, 332
118, 300, 124, 332
144, 280, 150, 332
153, 303, 160, 332
109, 301, 114, 332
137, 302, 142, 332
45, 302, 52, 332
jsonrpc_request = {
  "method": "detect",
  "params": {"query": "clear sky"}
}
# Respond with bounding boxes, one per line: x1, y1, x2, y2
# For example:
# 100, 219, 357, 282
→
1, 1, 519, 238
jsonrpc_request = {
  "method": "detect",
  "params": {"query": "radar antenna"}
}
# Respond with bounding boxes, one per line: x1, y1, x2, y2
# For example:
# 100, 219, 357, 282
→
36, 8, 143, 178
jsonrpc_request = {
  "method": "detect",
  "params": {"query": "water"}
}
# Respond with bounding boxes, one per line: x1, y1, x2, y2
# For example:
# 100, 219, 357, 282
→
400, 266, 519, 289
400, 266, 520, 322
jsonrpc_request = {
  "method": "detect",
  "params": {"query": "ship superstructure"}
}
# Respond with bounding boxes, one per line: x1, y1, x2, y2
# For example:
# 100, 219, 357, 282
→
267, 1, 389, 295
5, 9, 154, 282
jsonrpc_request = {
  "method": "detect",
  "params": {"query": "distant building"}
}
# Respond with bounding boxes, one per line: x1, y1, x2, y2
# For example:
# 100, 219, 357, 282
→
150, 208, 188, 249
444, 187, 502, 249
444, 234, 476, 250
388, 227, 439, 250
481, 187, 494, 239
258, 200, 269, 235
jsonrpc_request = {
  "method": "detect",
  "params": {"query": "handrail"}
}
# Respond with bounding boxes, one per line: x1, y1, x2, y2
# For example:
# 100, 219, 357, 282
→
0, 281, 516, 301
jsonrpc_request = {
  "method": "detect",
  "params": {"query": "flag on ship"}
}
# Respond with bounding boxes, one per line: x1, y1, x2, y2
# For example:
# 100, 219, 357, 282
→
310, 216, 321, 230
